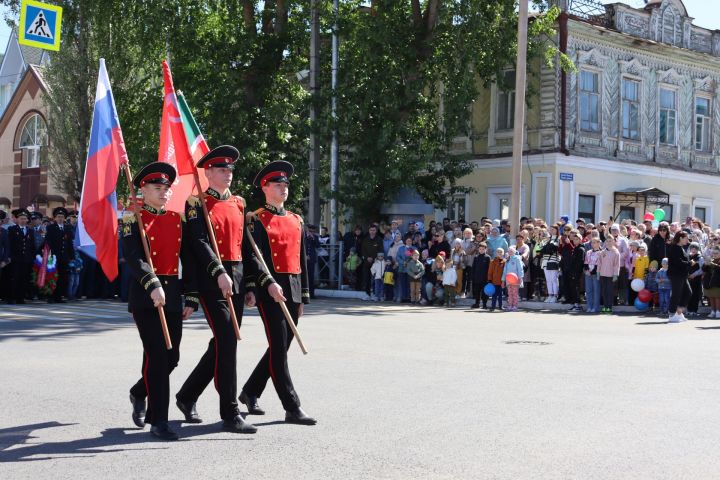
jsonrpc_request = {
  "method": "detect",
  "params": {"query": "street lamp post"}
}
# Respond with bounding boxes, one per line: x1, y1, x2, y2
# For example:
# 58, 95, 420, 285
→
510, 0, 529, 235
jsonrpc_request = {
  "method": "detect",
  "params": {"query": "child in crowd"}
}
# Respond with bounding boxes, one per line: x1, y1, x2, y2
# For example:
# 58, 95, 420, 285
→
598, 237, 620, 314
344, 247, 361, 288
406, 249, 425, 304
370, 252, 387, 301
630, 244, 649, 304
687, 242, 704, 317
442, 258, 458, 307
471, 242, 491, 309
488, 248, 506, 311
502, 246, 524, 311
427, 254, 446, 305
67, 249, 84, 301
656, 258, 671, 315
645, 260, 659, 312
584, 237, 602, 313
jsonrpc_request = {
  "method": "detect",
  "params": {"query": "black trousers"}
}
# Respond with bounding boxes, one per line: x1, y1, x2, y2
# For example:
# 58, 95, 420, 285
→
129, 308, 183, 425
12, 261, 31, 302
566, 273, 580, 304
53, 261, 69, 301
472, 281, 488, 307
243, 300, 301, 411
177, 290, 243, 420
669, 275, 691, 312
687, 277, 703, 313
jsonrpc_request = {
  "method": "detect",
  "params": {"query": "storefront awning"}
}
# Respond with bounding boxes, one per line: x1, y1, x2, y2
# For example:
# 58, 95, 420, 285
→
613, 187, 670, 220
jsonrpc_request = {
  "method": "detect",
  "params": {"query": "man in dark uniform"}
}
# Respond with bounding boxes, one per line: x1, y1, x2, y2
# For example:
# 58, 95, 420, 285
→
175, 145, 271, 434
45, 207, 74, 303
122, 162, 199, 441
239, 160, 317, 426
8, 209, 35, 304
0, 210, 12, 303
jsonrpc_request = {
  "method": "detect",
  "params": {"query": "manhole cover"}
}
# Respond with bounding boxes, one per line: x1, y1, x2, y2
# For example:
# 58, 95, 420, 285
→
503, 340, 552, 346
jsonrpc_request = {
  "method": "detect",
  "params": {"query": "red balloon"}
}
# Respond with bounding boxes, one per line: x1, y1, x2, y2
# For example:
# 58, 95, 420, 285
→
506, 272, 519, 285
643, 212, 654, 221
638, 289, 652, 303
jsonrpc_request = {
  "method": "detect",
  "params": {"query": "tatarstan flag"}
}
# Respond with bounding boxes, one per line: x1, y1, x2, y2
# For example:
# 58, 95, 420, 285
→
176, 90, 210, 162
158, 60, 207, 212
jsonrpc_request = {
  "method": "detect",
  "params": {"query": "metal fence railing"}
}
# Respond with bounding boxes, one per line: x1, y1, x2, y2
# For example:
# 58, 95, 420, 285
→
312, 243, 345, 290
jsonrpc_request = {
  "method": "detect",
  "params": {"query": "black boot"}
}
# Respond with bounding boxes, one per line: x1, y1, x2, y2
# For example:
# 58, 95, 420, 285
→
222, 415, 257, 434
285, 408, 317, 425
150, 422, 179, 441
129, 393, 146, 428
239, 390, 265, 415
176, 398, 202, 423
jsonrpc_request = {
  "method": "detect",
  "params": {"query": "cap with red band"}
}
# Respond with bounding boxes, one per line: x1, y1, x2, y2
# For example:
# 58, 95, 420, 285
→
253, 160, 295, 188
196, 145, 239, 169
132, 161, 177, 189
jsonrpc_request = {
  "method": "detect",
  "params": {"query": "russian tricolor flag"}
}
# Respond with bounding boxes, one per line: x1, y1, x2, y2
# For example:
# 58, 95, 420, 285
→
76, 59, 128, 281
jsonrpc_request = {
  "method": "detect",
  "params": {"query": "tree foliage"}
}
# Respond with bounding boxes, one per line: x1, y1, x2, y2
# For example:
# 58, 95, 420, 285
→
2, 0, 568, 220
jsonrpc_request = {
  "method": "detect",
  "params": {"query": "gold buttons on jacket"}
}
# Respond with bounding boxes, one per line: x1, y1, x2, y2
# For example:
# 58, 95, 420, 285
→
153, 252, 157, 256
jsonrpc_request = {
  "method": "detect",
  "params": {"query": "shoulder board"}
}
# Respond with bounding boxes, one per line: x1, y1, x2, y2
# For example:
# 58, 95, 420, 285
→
187, 195, 201, 207
246, 209, 261, 225
179, 212, 186, 222
254, 207, 266, 215
122, 212, 137, 224
234, 195, 246, 207
291, 212, 304, 224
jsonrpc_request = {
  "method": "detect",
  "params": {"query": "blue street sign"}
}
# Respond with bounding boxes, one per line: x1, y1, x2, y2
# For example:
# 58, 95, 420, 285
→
19, 0, 63, 52
559, 172, 574, 181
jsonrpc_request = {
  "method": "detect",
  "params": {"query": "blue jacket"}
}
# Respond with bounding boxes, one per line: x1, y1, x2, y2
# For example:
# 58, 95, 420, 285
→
487, 235, 509, 259
656, 269, 671, 290
502, 254, 524, 287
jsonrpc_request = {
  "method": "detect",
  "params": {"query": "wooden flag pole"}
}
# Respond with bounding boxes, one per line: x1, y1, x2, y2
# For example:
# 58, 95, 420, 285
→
190, 169, 242, 341
245, 232, 308, 355
123, 164, 173, 350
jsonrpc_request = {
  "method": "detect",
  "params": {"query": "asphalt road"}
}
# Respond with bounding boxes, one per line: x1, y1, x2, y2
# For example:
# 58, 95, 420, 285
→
1, 299, 720, 479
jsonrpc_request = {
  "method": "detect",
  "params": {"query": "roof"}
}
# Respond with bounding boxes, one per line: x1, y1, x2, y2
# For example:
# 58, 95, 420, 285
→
614, 187, 669, 195
0, 64, 49, 136
19, 43, 46, 67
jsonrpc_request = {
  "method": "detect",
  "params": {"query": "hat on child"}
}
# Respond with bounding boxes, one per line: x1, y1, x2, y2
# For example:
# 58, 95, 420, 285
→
376, 252, 384, 258
650, 260, 658, 269
661, 258, 669, 265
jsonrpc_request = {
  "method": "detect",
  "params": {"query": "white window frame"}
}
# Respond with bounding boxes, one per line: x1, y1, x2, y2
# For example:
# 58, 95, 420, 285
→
621, 77, 641, 141
694, 95, 712, 152
579, 69, 601, 133
19, 114, 47, 169
692, 197, 714, 227
495, 69, 516, 132
658, 85, 677, 146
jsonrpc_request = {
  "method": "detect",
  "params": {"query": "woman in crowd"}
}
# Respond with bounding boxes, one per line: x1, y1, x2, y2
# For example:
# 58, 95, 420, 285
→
666, 230, 692, 323
540, 226, 561, 303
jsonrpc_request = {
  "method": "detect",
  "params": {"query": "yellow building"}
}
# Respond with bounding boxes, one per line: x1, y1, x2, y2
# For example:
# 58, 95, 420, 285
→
448, 0, 720, 227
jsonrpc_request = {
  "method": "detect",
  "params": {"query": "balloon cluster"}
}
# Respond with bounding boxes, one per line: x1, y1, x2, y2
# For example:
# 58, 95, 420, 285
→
630, 279, 653, 311
643, 209, 666, 229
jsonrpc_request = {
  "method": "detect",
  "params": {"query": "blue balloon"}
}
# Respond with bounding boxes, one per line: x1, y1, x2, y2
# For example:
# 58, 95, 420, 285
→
634, 298, 649, 311
484, 283, 496, 296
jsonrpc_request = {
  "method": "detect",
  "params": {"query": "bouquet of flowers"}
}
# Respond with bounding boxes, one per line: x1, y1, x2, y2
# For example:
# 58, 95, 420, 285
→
31, 244, 58, 296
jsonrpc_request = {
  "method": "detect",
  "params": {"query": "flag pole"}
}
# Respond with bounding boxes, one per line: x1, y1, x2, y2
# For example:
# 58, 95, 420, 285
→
189, 168, 242, 341
123, 164, 173, 350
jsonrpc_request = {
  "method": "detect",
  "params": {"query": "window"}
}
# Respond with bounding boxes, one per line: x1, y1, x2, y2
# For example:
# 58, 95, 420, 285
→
658, 88, 676, 145
622, 79, 640, 140
447, 194, 466, 222
695, 207, 707, 223
695, 97, 711, 152
616, 206, 635, 222
19, 114, 47, 169
578, 195, 596, 224
580, 71, 600, 132
496, 70, 515, 131
658, 204, 673, 223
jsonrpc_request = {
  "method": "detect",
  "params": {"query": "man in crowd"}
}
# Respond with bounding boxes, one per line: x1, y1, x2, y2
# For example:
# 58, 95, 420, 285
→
45, 207, 75, 303
360, 225, 383, 295
8, 209, 35, 304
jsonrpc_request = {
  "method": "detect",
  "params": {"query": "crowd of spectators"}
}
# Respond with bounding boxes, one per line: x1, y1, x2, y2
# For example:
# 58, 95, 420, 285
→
307, 214, 720, 323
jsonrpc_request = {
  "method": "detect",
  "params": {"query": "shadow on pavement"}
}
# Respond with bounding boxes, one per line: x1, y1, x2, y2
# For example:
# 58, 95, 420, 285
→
635, 321, 670, 325
695, 326, 720, 330
0, 423, 171, 462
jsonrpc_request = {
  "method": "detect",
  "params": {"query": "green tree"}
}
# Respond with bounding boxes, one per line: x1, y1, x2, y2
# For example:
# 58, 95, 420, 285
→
321, 0, 568, 223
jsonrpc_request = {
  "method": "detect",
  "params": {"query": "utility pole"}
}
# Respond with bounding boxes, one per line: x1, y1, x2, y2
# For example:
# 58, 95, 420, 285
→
330, 0, 339, 245
308, 0, 321, 227
510, 0, 528, 235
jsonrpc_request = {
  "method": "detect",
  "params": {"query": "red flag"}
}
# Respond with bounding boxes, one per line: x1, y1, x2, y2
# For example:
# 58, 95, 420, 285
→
158, 60, 206, 212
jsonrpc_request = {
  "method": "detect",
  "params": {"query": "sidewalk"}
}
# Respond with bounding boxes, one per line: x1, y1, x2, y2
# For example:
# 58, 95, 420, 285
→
315, 289, 711, 314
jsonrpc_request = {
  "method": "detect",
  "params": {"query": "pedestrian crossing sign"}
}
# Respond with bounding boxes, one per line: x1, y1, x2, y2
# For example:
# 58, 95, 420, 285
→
18, 0, 63, 52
